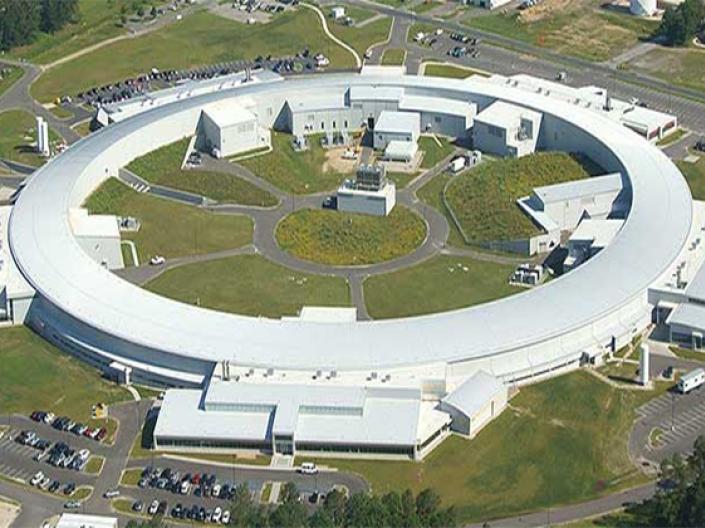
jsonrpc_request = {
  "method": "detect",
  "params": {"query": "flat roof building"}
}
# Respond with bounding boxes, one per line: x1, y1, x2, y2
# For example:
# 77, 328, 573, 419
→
473, 100, 541, 158
337, 164, 396, 216
440, 371, 507, 438
373, 111, 420, 151
68, 208, 123, 271
199, 100, 270, 159
565, 219, 625, 271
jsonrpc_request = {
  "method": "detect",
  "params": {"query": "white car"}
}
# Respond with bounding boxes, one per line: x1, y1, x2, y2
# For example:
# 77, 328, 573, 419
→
30, 471, 44, 486
148, 499, 159, 515
211, 483, 221, 497
149, 255, 165, 266
78, 449, 90, 460
221, 510, 231, 525
213, 506, 222, 523
629, 97, 640, 106
298, 462, 318, 475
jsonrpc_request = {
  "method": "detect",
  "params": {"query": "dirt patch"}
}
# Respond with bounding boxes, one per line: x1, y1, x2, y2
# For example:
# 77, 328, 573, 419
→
325, 147, 358, 174
0, 499, 19, 528
550, 418, 567, 428
519, 0, 577, 23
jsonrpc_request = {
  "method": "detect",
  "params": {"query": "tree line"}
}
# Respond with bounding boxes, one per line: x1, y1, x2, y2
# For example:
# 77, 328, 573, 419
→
126, 484, 456, 528
658, 0, 705, 46
0, 0, 79, 52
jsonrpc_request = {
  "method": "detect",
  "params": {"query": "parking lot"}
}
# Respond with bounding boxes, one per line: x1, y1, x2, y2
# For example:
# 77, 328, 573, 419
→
0, 427, 95, 492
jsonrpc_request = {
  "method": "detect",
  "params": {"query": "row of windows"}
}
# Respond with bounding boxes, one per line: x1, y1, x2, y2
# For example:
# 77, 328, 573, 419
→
156, 436, 269, 450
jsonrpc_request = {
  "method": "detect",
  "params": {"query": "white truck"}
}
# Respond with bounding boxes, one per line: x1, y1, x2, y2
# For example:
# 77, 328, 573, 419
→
678, 368, 705, 394
449, 156, 466, 174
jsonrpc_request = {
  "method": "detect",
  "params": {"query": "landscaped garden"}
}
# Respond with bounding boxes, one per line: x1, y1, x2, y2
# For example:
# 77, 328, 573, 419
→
445, 152, 590, 242
85, 178, 253, 263
127, 138, 277, 206
275, 207, 427, 266
144, 254, 350, 318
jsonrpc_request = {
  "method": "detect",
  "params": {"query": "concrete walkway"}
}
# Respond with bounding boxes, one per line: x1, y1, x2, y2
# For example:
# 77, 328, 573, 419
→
302, 2, 362, 69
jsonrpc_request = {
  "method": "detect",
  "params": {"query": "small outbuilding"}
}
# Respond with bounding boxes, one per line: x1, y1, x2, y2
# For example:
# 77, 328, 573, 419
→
373, 111, 420, 151
440, 371, 507, 438
383, 140, 418, 163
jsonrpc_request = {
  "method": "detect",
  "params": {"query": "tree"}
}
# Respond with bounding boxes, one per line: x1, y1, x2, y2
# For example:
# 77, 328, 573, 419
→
401, 489, 420, 528
415, 488, 441, 523
269, 499, 308, 527
280, 481, 300, 505
658, 0, 705, 45
230, 482, 257, 527
322, 488, 347, 526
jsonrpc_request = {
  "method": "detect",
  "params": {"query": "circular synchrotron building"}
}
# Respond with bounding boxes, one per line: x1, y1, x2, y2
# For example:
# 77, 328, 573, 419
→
3, 70, 696, 457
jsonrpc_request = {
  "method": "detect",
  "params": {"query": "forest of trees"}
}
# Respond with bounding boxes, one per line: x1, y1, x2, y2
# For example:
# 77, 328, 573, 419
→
658, 0, 705, 46
0, 0, 80, 51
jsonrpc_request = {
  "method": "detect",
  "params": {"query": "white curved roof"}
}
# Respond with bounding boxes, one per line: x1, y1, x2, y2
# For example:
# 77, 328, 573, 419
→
8, 73, 692, 371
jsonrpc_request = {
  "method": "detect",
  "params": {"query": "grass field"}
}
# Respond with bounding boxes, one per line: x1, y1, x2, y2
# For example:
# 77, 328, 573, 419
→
446, 152, 590, 242
656, 128, 687, 147
386, 171, 419, 189
419, 136, 455, 169
0, 326, 130, 425
0, 66, 23, 98
328, 14, 392, 57
381, 48, 406, 65
331, 5, 376, 24
239, 132, 351, 194
677, 155, 705, 201
628, 47, 705, 94
299, 371, 655, 522
85, 178, 253, 263
31, 9, 356, 103
364, 255, 518, 318
276, 207, 427, 266
145, 254, 350, 318
670, 346, 705, 363
127, 138, 277, 206
417, 171, 466, 247
85, 455, 105, 476
72, 120, 94, 137
412, 0, 442, 14
5, 0, 128, 65
0, 110, 60, 168
464, 1, 659, 62
423, 63, 487, 79
120, 468, 142, 487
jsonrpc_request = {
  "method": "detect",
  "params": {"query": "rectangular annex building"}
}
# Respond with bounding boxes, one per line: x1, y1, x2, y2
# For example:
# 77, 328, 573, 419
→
154, 378, 452, 459
473, 100, 541, 158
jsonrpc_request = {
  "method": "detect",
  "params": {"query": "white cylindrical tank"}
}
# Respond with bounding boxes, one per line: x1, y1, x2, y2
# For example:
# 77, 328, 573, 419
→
639, 343, 650, 386
630, 0, 657, 17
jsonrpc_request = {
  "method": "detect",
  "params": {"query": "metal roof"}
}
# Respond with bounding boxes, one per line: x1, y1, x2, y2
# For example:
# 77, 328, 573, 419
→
533, 173, 623, 204
441, 371, 504, 418
375, 110, 420, 135
7, 73, 693, 371
474, 100, 541, 129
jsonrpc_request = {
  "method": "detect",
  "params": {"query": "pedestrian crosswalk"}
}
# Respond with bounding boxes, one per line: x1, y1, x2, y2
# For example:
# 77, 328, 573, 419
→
129, 183, 151, 193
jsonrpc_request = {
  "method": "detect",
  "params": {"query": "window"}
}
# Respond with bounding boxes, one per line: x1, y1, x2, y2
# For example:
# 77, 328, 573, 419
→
321, 122, 325, 130
344, 120, 348, 128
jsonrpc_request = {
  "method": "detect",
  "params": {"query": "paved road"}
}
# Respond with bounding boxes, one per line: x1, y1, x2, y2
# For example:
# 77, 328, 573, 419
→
345, 0, 705, 135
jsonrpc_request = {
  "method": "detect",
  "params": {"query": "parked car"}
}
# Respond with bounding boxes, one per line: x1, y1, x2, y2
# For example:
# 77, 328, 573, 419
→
150, 255, 166, 266
695, 138, 705, 152
298, 462, 318, 475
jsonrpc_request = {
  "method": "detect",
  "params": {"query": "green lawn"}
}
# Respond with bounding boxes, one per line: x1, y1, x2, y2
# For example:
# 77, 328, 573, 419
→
72, 120, 94, 138
31, 9, 357, 103
5, 0, 128, 65
656, 128, 687, 147
300, 371, 654, 522
677, 155, 705, 200
331, 5, 376, 24
120, 468, 142, 487
85, 455, 105, 476
127, 138, 277, 206
446, 152, 590, 242
364, 255, 518, 318
0, 66, 23, 97
419, 136, 455, 169
386, 171, 419, 189
670, 346, 705, 363
381, 48, 406, 65
412, 0, 442, 14
408, 23, 436, 44
239, 132, 352, 194
597, 361, 639, 385
0, 326, 130, 423
329, 14, 392, 57
464, 1, 659, 62
276, 207, 427, 266
0, 110, 60, 167
627, 47, 705, 94
85, 178, 253, 263
423, 62, 488, 79
145, 254, 350, 318
417, 170, 466, 247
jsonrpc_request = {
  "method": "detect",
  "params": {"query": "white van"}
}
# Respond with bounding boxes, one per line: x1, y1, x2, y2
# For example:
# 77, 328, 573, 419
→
298, 462, 318, 475
678, 368, 705, 394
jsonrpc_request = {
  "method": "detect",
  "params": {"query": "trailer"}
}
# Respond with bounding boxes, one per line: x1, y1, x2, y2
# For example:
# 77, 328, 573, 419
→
678, 368, 705, 394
